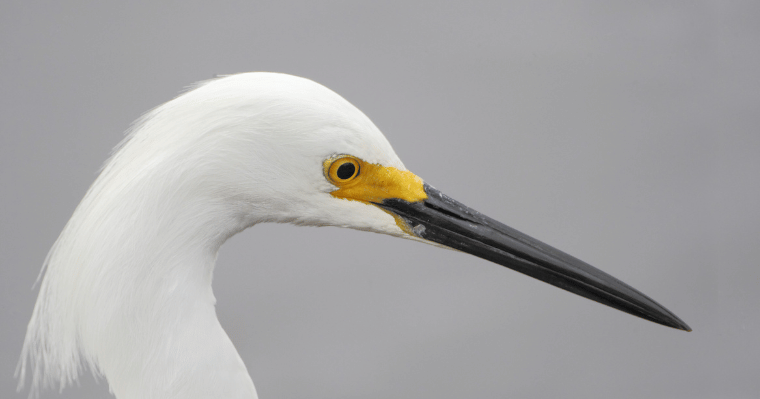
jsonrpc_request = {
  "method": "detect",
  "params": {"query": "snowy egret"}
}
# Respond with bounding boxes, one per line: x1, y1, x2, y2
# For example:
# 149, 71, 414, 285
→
18, 72, 689, 399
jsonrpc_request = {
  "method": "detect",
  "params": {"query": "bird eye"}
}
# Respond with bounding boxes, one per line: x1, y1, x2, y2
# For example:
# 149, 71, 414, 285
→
337, 162, 356, 180
326, 156, 361, 184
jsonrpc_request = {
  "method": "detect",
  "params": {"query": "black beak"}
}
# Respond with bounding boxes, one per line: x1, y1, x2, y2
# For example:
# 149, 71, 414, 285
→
375, 183, 690, 331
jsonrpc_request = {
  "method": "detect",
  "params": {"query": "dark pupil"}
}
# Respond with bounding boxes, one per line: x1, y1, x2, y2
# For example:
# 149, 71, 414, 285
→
336, 162, 356, 180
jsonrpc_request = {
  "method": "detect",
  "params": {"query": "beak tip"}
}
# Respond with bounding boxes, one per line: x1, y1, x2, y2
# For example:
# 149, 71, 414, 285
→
659, 314, 691, 332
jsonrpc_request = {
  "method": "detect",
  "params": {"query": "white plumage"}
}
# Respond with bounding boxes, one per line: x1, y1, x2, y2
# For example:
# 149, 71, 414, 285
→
19, 73, 413, 399
18, 72, 688, 399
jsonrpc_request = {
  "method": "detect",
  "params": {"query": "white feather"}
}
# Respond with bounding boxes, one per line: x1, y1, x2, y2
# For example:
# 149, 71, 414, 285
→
18, 73, 412, 399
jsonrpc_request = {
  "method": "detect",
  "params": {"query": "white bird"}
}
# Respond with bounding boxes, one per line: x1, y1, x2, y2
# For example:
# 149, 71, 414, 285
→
17, 72, 689, 399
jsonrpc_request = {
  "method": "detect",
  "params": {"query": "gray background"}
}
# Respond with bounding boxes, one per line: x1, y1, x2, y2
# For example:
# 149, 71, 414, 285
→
2, 1, 758, 398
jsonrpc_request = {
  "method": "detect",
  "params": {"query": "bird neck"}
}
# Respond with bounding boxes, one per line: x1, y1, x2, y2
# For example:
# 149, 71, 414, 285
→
87, 190, 260, 399
95, 236, 257, 399
21, 164, 259, 398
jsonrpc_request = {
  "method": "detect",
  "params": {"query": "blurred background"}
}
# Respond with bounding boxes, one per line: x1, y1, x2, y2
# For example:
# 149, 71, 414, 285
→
2, 1, 758, 398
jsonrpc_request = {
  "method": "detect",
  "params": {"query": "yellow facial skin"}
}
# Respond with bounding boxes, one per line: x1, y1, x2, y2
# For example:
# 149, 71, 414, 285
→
324, 155, 427, 234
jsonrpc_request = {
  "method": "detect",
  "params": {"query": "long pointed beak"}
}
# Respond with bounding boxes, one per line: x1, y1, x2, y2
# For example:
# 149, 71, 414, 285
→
375, 183, 691, 331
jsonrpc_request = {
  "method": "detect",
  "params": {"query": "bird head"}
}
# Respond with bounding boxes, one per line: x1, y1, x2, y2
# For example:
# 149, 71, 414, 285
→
105, 72, 689, 330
